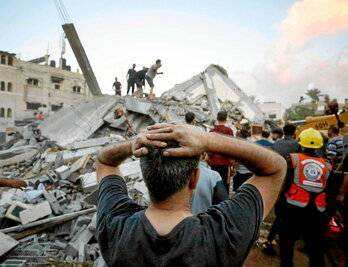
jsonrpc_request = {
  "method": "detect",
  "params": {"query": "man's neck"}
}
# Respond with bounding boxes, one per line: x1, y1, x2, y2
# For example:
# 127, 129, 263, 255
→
145, 191, 192, 235
217, 121, 226, 126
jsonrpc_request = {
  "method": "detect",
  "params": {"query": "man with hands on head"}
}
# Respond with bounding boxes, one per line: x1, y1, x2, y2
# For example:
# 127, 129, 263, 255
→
96, 123, 286, 267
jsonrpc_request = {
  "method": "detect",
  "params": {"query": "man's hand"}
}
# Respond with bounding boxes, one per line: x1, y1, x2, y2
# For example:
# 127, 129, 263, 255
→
8, 179, 27, 188
132, 130, 167, 157
145, 123, 209, 157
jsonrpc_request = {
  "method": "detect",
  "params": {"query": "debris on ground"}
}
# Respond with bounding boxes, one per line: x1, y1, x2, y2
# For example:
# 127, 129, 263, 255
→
0, 64, 267, 265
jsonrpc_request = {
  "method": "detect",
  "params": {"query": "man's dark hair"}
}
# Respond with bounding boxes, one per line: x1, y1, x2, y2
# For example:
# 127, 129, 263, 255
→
185, 112, 195, 123
140, 141, 199, 202
156, 59, 161, 64
283, 124, 296, 136
239, 128, 249, 139
261, 130, 270, 138
271, 128, 283, 138
328, 124, 339, 134
217, 110, 227, 122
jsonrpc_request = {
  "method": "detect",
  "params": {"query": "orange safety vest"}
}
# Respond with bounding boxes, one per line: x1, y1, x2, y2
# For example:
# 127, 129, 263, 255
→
285, 153, 332, 212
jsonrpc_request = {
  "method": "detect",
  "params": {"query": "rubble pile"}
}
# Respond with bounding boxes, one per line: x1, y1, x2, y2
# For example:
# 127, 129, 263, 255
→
0, 64, 265, 266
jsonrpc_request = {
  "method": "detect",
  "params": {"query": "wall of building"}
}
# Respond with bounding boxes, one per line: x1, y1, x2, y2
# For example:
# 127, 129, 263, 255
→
258, 102, 284, 120
0, 51, 92, 120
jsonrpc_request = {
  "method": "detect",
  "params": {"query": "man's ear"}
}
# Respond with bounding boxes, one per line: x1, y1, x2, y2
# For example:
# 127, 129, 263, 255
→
189, 168, 200, 190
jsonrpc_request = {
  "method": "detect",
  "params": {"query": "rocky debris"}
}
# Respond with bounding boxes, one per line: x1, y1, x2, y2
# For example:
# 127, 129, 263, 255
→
0, 65, 266, 265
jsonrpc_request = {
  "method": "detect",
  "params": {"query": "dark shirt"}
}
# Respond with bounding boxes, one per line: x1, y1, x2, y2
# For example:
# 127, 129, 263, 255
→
255, 139, 273, 148
127, 69, 137, 81
272, 136, 300, 159
136, 69, 147, 80
97, 175, 263, 267
344, 155, 348, 174
113, 81, 122, 90
210, 125, 233, 166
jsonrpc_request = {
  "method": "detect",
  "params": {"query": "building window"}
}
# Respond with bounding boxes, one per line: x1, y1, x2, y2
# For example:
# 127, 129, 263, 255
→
51, 76, 63, 90
7, 108, 12, 118
0, 108, 4, 117
7, 82, 12, 92
1, 55, 6, 64
72, 85, 81, 93
27, 78, 39, 86
51, 104, 63, 111
268, 114, 277, 119
8, 56, 13, 66
26, 102, 42, 110
0, 81, 5, 91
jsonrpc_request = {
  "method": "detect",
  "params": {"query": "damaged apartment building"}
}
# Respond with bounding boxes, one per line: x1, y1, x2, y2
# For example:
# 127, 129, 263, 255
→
0, 51, 92, 122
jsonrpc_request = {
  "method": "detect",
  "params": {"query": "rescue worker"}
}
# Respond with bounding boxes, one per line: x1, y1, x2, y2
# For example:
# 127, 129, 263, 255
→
278, 128, 334, 267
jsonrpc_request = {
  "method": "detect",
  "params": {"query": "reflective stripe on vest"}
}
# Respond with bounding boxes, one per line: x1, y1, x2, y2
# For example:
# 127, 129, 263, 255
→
285, 153, 331, 211
290, 154, 330, 193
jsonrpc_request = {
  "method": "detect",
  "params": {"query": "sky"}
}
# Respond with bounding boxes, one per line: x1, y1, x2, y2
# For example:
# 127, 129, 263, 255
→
1, 0, 347, 107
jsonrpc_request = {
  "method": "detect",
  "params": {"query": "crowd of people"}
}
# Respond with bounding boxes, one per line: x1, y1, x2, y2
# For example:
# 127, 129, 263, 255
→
112, 60, 163, 100
95, 110, 348, 266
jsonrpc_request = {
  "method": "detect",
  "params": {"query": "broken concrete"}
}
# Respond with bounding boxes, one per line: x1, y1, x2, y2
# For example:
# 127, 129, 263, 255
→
0, 232, 19, 257
69, 154, 91, 173
39, 97, 117, 147
0, 64, 273, 265
0, 146, 38, 167
19, 201, 52, 224
162, 65, 265, 123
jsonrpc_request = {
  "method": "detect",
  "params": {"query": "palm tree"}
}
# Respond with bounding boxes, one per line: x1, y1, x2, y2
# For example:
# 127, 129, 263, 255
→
305, 88, 321, 111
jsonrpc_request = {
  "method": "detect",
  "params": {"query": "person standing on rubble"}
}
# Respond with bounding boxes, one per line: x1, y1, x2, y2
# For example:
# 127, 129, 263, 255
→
135, 67, 149, 98
96, 123, 286, 267
112, 77, 122, 96
126, 64, 137, 96
278, 128, 335, 267
145, 59, 163, 100
209, 110, 234, 194
0, 179, 26, 188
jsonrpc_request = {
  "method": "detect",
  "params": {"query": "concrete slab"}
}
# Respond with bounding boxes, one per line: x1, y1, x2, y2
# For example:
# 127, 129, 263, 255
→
39, 97, 116, 147
124, 98, 152, 115
70, 136, 120, 150
46, 146, 101, 163
80, 172, 98, 193
80, 161, 141, 193
0, 145, 38, 167
55, 165, 71, 180
19, 201, 52, 224
0, 232, 19, 257
119, 160, 141, 177
70, 154, 90, 173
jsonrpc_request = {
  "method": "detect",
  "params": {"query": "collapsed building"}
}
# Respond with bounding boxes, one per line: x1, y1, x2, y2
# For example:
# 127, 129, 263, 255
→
0, 64, 265, 266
